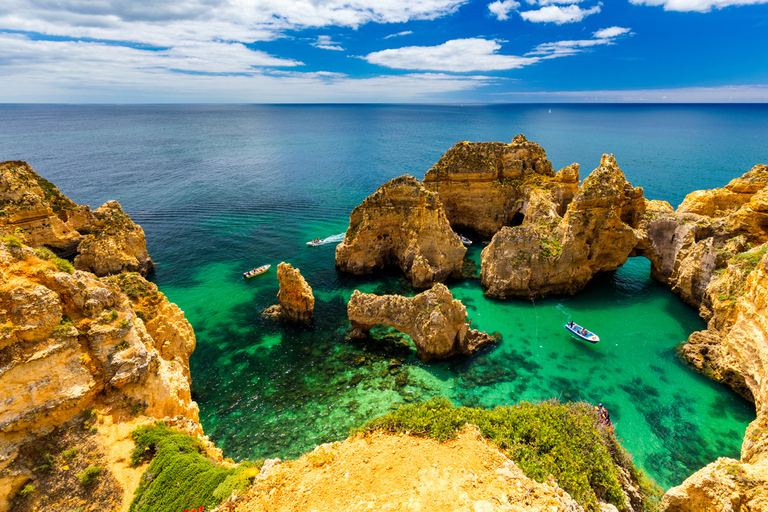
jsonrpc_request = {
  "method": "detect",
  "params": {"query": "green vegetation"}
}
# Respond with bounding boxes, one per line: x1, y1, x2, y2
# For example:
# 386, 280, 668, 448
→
101, 271, 157, 300
33, 247, 74, 273
61, 448, 78, 460
76, 465, 101, 486
356, 398, 661, 512
129, 422, 259, 512
105, 310, 118, 322
1, 234, 23, 248
18, 484, 35, 498
539, 236, 562, 259
53, 315, 77, 337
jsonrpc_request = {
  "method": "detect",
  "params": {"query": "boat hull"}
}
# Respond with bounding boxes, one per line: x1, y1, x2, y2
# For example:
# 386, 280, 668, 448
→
565, 323, 599, 343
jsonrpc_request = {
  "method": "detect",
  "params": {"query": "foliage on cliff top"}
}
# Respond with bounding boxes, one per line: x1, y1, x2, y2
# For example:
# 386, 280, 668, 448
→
0, 160, 77, 213
129, 422, 260, 512
356, 397, 662, 512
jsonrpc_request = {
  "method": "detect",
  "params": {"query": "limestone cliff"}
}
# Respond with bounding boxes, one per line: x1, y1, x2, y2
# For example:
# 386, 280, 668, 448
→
0, 241, 198, 511
335, 175, 466, 288
481, 154, 645, 298
347, 283, 495, 361
0, 161, 153, 276
422, 135, 577, 237
262, 262, 315, 322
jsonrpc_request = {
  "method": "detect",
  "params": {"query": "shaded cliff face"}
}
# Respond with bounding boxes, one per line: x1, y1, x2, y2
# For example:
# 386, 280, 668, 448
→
263, 262, 315, 322
422, 135, 568, 237
0, 242, 198, 511
347, 283, 495, 361
335, 175, 466, 289
0, 161, 153, 276
481, 154, 645, 298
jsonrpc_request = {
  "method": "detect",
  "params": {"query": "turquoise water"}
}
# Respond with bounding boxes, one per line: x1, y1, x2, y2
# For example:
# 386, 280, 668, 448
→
1, 104, 765, 489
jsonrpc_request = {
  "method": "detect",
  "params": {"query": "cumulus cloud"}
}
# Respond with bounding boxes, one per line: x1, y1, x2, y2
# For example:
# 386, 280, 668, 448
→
488, 0, 521, 20
520, 4, 601, 23
495, 84, 768, 102
593, 26, 631, 38
0, 0, 469, 46
364, 38, 539, 72
312, 35, 344, 50
628, 0, 768, 12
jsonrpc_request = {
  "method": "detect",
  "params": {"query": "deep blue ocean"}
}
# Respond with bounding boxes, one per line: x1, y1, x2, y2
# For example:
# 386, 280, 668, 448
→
2, 103, 766, 489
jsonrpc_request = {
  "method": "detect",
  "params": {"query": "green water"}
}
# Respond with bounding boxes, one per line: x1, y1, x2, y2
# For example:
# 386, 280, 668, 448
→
163, 242, 753, 490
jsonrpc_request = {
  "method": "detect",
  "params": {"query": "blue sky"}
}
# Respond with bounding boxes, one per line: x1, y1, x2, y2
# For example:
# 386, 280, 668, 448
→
1, 0, 767, 103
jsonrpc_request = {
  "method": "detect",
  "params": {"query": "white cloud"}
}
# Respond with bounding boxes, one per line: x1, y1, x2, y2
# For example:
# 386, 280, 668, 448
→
628, 0, 768, 12
593, 26, 631, 38
312, 35, 344, 51
364, 38, 539, 72
520, 4, 601, 23
0, 0, 469, 47
488, 0, 520, 20
383, 30, 413, 39
494, 84, 768, 102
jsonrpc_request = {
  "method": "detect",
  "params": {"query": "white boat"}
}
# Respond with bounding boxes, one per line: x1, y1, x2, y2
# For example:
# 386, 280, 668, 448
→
244, 264, 270, 278
306, 233, 346, 246
457, 234, 472, 245
565, 321, 599, 343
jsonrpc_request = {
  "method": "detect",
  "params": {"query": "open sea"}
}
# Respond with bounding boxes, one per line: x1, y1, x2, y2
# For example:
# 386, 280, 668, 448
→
2, 103, 767, 489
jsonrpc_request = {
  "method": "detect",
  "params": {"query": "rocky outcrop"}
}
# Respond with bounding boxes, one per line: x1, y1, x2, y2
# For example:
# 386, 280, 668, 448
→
335, 175, 466, 288
422, 135, 577, 237
0, 161, 153, 276
481, 154, 645, 298
262, 262, 315, 322
347, 283, 495, 361
0, 242, 198, 511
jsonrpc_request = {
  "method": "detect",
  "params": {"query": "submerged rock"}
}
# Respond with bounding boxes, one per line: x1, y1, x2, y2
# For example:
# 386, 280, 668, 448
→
0, 160, 153, 276
335, 175, 465, 289
346, 283, 495, 361
263, 262, 315, 322
480, 154, 645, 298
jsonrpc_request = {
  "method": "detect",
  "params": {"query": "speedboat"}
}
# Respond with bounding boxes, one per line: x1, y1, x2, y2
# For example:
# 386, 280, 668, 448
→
457, 234, 472, 245
565, 322, 599, 343
243, 264, 270, 278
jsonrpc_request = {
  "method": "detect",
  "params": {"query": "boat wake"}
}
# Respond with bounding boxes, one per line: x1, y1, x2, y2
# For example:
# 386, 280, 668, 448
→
307, 232, 346, 246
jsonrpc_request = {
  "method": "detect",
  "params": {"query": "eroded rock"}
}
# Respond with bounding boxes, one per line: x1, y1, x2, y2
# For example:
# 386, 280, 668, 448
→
263, 262, 315, 322
335, 175, 466, 288
347, 283, 495, 361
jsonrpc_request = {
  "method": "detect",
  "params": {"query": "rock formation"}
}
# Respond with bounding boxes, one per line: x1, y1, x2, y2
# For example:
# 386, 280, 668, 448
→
262, 262, 315, 322
422, 135, 570, 237
0, 160, 153, 276
0, 242, 198, 511
347, 283, 495, 361
481, 154, 645, 298
335, 175, 466, 289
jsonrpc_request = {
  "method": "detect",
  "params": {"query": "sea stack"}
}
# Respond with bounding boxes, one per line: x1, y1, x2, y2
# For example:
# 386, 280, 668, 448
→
263, 262, 315, 322
347, 283, 496, 361
335, 175, 466, 288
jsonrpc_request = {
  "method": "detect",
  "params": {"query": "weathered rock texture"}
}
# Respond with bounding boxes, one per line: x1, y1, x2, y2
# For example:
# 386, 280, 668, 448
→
481, 154, 645, 298
335, 175, 466, 289
0, 242, 198, 511
347, 283, 495, 361
422, 135, 569, 237
0, 160, 153, 276
263, 262, 315, 322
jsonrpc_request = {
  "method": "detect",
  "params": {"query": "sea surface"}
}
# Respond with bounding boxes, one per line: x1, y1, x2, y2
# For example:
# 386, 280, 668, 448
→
2, 103, 767, 489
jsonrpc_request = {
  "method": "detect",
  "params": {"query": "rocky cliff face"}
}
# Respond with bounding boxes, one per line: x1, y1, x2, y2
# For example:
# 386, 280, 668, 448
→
0, 161, 153, 276
262, 262, 315, 322
481, 154, 645, 298
347, 283, 495, 361
0, 242, 198, 511
422, 135, 576, 238
335, 175, 466, 289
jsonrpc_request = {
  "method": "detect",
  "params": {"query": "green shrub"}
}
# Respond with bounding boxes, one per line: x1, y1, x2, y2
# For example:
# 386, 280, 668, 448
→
53, 257, 74, 274
34, 247, 56, 260
1, 234, 23, 248
106, 310, 118, 322
119, 320, 130, 329
77, 465, 101, 485
129, 422, 259, 512
355, 398, 647, 511
62, 448, 78, 460
18, 484, 35, 498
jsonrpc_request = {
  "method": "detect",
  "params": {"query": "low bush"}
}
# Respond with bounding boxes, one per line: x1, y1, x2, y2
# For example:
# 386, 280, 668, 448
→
1, 234, 23, 248
76, 465, 101, 485
18, 484, 35, 498
129, 422, 258, 512
356, 397, 657, 511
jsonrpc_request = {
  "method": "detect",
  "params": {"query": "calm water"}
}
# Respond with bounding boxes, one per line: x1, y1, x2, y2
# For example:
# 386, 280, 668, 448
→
2, 104, 766, 489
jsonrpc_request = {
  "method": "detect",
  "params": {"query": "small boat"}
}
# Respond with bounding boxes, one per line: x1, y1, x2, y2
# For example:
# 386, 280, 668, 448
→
243, 264, 270, 278
306, 232, 346, 247
565, 321, 599, 343
457, 234, 472, 245
306, 239, 323, 247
